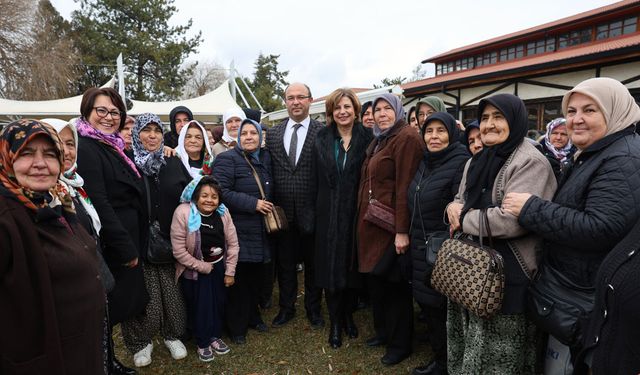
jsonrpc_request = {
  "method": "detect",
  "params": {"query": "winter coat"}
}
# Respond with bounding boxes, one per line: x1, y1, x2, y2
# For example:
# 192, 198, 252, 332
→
356, 123, 425, 273
573, 217, 640, 375
408, 144, 468, 306
77, 136, 149, 324
0, 197, 105, 375
265, 118, 323, 234
314, 123, 373, 290
520, 128, 640, 286
171, 203, 239, 282
212, 147, 272, 263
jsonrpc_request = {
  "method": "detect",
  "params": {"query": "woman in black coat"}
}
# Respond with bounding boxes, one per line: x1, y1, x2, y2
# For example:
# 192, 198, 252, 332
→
503, 77, 640, 365
314, 88, 373, 349
212, 119, 273, 345
76, 87, 148, 374
408, 112, 469, 375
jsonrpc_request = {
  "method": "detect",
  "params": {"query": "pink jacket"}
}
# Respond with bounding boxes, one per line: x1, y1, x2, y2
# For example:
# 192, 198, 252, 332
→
170, 203, 239, 283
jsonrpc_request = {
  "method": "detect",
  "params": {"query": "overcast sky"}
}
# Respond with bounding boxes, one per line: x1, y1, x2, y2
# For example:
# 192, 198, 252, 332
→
50, 0, 615, 98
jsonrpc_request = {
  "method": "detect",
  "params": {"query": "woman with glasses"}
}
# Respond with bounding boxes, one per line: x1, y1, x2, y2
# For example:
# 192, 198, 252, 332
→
77, 87, 148, 375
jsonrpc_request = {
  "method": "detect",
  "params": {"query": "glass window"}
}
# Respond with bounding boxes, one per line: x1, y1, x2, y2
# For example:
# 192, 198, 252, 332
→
436, 64, 442, 75
527, 42, 536, 55
475, 55, 483, 67
623, 16, 637, 34
596, 24, 609, 40
546, 37, 556, 52
558, 33, 568, 49
490, 52, 497, 64
516, 44, 524, 58
499, 48, 508, 62
580, 28, 592, 43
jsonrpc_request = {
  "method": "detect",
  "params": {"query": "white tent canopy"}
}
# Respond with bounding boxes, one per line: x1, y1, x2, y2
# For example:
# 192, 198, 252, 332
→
0, 79, 239, 124
0, 78, 116, 121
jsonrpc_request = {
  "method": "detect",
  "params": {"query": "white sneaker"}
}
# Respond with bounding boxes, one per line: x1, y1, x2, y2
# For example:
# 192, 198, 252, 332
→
133, 342, 153, 367
164, 339, 187, 360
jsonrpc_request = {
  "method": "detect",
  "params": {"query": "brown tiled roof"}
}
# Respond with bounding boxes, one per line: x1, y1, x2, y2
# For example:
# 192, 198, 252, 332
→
425, 0, 640, 62
402, 33, 640, 93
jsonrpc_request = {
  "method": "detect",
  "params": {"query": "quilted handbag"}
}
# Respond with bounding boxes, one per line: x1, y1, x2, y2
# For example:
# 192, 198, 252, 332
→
431, 209, 505, 319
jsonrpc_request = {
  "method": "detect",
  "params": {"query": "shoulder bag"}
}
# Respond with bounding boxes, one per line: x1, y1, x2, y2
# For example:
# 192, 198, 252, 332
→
243, 154, 288, 234
525, 259, 595, 346
431, 208, 505, 319
363, 171, 395, 233
143, 177, 176, 264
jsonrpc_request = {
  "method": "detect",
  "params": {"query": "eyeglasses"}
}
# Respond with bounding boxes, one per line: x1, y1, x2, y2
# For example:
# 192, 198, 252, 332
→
93, 106, 122, 119
285, 95, 311, 102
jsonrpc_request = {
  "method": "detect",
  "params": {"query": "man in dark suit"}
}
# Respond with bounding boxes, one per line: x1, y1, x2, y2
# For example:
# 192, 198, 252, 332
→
266, 82, 324, 329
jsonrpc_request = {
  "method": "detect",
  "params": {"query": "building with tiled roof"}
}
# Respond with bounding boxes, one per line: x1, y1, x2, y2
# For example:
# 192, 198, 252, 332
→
403, 0, 640, 131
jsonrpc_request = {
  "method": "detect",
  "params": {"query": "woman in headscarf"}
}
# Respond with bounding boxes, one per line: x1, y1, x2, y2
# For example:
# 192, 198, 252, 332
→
171, 176, 239, 362
175, 120, 214, 178
314, 88, 373, 349
0, 120, 105, 374
120, 113, 189, 368
445, 93, 557, 374
464, 120, 483, 156
211, 108, 246, 156
361, 101, 375, 129
356, 93, 425, 366
212, 119, 273, 345
503, 77, 640, 372
408, 112, 469, 375
416, 96, 446, 127
538, 117, 576, 181
76, 87, 148, 375
164, 106, 193, 149
407, 106, 418, 132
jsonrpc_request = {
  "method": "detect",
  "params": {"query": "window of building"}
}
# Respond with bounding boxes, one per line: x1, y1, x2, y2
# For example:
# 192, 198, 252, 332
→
475, 55, 484, 68
499, 48, 508, 62
558, 28, 591, 49
482, 51, 497, 65
436, 64, 442, 75
623, 16, 638, 34
598, 16, 639, 39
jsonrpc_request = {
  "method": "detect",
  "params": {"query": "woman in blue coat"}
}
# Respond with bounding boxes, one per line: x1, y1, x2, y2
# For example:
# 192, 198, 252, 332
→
212, 119, 273, 344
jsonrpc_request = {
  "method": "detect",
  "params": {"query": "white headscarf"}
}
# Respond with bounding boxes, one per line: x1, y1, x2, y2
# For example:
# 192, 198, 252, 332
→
176, 120, 214, 178
222, 107, 246, 144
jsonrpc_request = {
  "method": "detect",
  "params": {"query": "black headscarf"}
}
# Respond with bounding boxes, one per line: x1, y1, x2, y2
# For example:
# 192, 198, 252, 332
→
361, 101, 373, 118
464, 120, 480, 153
462, 94, 528, 211
164, 106, 194, 148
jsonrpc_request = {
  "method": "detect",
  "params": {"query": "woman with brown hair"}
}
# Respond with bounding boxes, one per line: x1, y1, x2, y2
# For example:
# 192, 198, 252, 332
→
356, 93, 425, 366
314, 88, 373, 349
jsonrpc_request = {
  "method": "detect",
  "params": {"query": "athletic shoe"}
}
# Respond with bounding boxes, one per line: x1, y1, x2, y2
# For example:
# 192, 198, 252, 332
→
133, 342, 153, 367
210, 337, 230, 355
164, 339, 187, 360
197, 346, 214, 362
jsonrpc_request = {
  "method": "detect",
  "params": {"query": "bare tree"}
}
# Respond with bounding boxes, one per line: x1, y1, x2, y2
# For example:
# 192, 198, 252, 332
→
182, 60, 228, 99
0, 0, 36, 98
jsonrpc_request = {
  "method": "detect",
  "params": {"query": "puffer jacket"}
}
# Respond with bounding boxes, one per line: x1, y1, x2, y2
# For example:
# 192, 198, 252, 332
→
212, 146, 272, 263
520, 128, 640, 286
408, 144, 468, 306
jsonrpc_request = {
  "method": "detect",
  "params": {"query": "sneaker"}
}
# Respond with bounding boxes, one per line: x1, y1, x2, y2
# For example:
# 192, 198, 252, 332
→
164, 339, 187, 360
197, 346, 214, 362
133, 342, 153, 367
210, 337, 230, 355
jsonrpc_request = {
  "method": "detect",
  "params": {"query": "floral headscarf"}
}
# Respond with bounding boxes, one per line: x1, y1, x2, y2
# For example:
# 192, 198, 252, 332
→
132, 113, 166, 176
47, 118, 102, 233
179, 175, 226, 232
176, 120, 214, 178
543, 118, 573, 162
0, 119, 74, 215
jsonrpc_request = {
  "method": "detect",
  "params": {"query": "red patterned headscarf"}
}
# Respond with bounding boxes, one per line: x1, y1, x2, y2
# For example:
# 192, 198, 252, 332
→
0, 119, 74, 213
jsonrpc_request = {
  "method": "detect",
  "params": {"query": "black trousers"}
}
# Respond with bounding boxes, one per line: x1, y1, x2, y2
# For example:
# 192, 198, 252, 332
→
326, 288, 356, 325
424, 305, 447, 365
226, 262, 265, 337
275, 224, 322, 315
368, 274, 386, 339
369, 274, 413, 356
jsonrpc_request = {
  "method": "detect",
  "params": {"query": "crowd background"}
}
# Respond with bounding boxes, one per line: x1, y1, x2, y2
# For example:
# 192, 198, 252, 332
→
1, 76, 639, 375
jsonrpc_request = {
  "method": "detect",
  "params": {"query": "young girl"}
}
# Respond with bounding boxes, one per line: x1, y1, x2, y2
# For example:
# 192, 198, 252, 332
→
171, 176, 239, 362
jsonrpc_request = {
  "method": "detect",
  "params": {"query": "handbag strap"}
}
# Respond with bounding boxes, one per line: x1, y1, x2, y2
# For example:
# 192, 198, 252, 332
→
142, 175, 152, 224
479, 208, 494, 249
242, 153, 266, 200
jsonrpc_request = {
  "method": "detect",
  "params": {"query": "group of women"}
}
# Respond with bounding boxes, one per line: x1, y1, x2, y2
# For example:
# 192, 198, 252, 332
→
1, 77, 639, 375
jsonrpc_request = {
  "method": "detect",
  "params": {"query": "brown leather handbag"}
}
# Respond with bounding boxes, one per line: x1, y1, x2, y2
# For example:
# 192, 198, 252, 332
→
363, 174, 396, 233
431, 209, 505, 319
243, 154, 288, 234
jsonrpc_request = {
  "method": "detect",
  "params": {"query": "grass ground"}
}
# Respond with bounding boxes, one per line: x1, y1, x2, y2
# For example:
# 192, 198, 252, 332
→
114, 273, 433, 375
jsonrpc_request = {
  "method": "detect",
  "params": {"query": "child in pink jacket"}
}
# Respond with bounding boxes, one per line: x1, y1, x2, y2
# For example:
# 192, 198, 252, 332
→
171, 176, 239, 362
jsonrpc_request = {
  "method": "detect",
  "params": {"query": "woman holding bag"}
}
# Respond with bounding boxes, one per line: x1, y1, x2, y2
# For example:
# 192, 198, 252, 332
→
356, 93, 424, 366
445, 93, 556, 374
212, 119, 273, 345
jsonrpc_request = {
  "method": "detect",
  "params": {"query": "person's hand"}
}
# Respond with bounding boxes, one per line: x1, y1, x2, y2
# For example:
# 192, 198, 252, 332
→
455, 120, 465, 131
124, 257, 139, 268
447, 202, 463, 231
256, 199, 274, 214
224, 275, 235, 287
163, 146, 176, 157
395, 233, 409, 254
502, 192, 532, 217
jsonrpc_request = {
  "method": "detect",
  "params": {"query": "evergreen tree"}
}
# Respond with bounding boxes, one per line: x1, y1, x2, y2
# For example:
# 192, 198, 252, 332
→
247, 53, 289, 113
71, 0, 202, 100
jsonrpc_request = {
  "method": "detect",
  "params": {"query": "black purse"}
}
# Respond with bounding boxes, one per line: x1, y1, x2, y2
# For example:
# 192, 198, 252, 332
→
526, 260, 595, 346
144, 177, 175, 265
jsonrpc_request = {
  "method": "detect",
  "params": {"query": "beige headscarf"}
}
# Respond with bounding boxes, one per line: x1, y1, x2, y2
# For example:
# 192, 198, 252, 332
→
562, 77, 640, 140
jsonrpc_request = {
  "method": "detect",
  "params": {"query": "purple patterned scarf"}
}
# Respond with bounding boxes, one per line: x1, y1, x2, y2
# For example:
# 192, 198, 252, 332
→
76, 117, 141, 178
